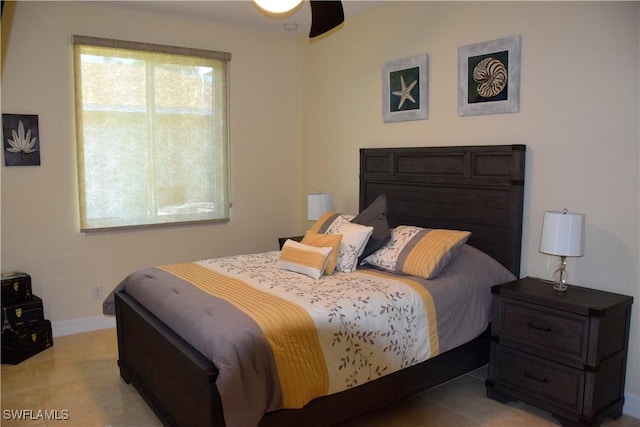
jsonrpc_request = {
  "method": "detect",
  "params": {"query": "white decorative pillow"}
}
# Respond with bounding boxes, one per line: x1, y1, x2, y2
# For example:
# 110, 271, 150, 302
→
325, 216, 373, 273
276, 240, 333, 279
363, 225, 471, 279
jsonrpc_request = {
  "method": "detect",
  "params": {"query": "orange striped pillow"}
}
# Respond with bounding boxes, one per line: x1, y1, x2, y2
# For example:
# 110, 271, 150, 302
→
306, 211, 339, 234
276, 239, 333, 279
301, 233, 342, 275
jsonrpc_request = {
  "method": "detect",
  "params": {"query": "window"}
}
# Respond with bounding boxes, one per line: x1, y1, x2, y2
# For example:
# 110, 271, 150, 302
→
72, 36, 231, 231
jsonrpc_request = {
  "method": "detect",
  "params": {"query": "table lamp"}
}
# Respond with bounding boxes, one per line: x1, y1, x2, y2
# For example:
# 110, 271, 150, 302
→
307, 193, 333, 221
539, 209, 585, 291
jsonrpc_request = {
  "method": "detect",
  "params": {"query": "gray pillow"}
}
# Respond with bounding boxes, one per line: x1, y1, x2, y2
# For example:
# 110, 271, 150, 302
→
351, 195, 391, 262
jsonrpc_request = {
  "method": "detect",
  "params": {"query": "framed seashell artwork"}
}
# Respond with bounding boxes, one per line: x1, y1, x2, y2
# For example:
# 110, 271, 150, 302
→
458, 35, 521, 116
382, 54, 428, 123
2, 114, 41, 166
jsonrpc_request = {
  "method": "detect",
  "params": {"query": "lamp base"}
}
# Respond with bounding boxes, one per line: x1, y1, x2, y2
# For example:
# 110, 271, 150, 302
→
552, 255, 569, 292
552, 282, 568, 292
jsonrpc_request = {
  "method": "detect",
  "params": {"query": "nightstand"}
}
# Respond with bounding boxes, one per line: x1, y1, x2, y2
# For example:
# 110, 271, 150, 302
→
278, 235, 303, 250
486, 277, 633, 427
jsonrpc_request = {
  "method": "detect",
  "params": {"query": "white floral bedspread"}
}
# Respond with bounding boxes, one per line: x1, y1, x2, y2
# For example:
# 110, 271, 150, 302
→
197, 251, 436, 395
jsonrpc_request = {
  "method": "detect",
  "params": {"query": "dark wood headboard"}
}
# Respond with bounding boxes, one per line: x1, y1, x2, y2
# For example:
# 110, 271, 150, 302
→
360, 145, 526, 277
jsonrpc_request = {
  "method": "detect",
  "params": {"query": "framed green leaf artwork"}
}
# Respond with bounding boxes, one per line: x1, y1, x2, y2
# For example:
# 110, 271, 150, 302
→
382, 54, 428, 123
2, 114, 41, 166
458, 35, 521, 116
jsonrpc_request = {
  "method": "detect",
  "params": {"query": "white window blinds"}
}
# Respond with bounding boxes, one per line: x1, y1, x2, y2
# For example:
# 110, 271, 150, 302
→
72, 36, 230, 231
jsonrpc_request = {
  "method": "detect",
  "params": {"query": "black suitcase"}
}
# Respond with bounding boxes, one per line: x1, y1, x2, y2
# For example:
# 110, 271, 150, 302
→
1, 320, 53, 364
1, 272, 32, 305
2, 295, 45, 332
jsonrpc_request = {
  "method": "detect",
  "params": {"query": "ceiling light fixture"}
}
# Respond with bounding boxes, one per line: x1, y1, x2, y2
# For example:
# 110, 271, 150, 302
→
254, 0, 345, 39
254, 0, 303, 14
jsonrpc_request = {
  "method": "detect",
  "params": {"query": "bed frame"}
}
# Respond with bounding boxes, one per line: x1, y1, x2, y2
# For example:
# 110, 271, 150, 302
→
115, 144, 526, 426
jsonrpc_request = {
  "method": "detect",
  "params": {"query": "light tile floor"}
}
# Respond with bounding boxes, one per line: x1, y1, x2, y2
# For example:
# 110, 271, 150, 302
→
1, 328, 638, 427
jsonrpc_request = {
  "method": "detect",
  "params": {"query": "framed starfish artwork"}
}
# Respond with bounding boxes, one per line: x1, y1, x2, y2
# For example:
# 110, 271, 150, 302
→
458, 35, 521, 116
382, 54, 428, 123
2, 114, 41, 166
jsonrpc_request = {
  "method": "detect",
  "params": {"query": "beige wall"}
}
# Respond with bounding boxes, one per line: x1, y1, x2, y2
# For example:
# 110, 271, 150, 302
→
1, 1, 304, 320
2, 0, 639, 415
298, 0, 639, 413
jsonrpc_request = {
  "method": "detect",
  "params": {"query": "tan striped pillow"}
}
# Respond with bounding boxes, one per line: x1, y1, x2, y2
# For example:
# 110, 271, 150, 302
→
363, 226, 471, 279
276, 239, 333, 279
301, 233, 342, 275
307, 211, 340, 234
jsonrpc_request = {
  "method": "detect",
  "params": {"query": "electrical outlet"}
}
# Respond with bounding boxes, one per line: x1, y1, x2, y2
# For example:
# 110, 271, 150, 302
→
91, 285, 104, 300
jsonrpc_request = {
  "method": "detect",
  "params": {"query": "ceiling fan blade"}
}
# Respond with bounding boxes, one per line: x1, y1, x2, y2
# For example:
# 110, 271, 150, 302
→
309, 1, 344, 38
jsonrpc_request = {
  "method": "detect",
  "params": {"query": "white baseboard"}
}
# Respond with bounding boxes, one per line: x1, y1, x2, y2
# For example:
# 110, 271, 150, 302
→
51, 315, 116, 337
50, 315, 640, 420
625, 392, 640, 419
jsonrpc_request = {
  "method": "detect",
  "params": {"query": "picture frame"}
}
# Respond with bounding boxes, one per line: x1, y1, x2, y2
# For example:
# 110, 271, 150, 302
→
458, 35, 521, 116
2, 114, 41, 166
382, 54, 428, 123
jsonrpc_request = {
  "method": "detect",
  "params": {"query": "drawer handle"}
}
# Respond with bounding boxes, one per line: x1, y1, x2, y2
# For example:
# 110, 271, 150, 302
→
527, 321, 552, 332
524, 371, 549, 383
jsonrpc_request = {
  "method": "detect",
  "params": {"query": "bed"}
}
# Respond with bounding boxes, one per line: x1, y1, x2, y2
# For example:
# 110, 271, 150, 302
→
107, 144, 526, 427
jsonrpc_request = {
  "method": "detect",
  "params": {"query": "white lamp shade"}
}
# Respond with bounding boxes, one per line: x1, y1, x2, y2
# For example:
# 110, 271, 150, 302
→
308, 193, 333, 221
254, 0, 302, 13
539, 210, 585, 257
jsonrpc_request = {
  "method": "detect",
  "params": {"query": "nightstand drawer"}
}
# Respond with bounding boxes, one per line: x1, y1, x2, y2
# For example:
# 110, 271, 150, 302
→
499, 299, 588, 360
492, 345, 584, 412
